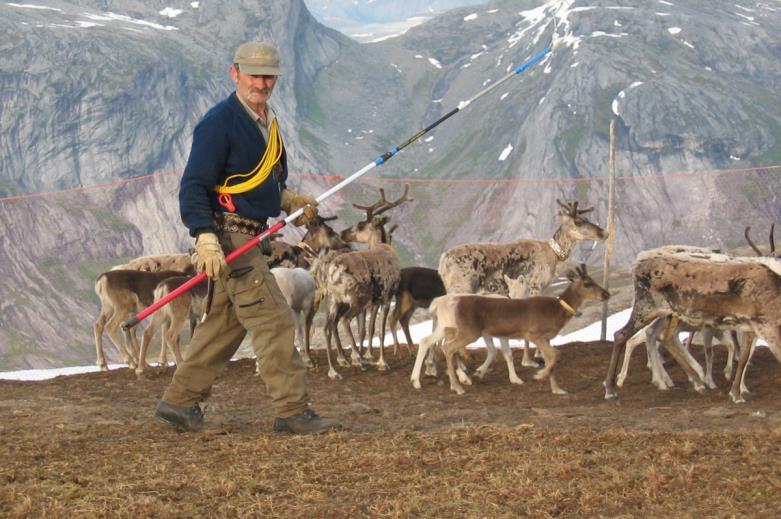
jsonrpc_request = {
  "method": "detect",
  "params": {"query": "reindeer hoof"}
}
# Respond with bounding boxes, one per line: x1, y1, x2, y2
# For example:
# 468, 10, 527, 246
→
552, 388, 568, 395
376, 362, 389, 372
411, 379, 422, 389
730, 393, 746, 404
337, 357, 350, 368
328, 370, 343, 381
522, 360, 542, 368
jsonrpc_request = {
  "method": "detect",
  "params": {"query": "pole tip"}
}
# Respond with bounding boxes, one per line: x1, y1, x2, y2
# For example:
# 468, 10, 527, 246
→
121, 316, 140, 331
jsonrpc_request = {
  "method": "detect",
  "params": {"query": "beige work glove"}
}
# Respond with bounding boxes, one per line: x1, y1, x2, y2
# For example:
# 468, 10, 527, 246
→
194, 232, 227, 279
280, 189, 318, 226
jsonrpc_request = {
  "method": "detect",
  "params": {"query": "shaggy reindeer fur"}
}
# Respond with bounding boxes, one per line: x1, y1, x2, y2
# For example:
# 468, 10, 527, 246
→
605, 248, 781, 403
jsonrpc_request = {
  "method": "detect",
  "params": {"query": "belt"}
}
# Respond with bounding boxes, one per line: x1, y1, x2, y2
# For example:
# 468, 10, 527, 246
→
213, 212, 268, 237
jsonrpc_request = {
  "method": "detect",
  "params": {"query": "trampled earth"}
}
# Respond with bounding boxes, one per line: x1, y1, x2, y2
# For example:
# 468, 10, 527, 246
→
1, 342, 780, 517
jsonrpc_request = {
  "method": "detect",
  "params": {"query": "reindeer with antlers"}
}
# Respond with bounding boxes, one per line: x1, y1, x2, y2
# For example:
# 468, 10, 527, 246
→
433, 200, 607, 385
313, 186, 409, 379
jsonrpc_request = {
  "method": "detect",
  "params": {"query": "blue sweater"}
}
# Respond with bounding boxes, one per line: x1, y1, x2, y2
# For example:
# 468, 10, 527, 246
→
179, 92, 288, 236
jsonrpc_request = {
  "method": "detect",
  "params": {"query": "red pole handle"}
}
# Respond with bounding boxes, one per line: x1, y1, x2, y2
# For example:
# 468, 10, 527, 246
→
121, 219, 287, 330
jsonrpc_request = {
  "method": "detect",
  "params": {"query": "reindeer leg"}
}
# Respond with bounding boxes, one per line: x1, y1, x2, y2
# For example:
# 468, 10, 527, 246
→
94, 311, 110, 371
137, 314, 160, 375
302, 304, 316, 368
701, 329, 718, 389
605, 298, 660, 399
424, 318, 438, 377
361, 309, 375, 362
498, 338, 523, 385
520, 339, 542, 368
443, 338, 468, 395
616, 326, 644, 388
474, 335, 498, 379
730, 332, 755, 403
389, 301, 402, 357
659, 317, 707, 394
646, 319, 674, 390
724, 331, 739, 381
411, 334, 435, 389
324, 310, 342, 381
376, 303, 391, 371
533, 339, 565, 394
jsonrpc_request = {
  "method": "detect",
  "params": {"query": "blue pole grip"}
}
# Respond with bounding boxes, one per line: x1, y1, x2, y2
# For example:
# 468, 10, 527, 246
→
514, 47, 550, 74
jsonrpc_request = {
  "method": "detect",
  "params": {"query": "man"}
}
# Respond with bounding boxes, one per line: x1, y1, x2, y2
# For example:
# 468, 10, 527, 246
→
154, 41, 341, 435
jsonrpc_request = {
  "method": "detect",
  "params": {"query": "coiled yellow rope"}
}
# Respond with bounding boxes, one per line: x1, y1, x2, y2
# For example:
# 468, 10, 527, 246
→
214, 118, 283, 194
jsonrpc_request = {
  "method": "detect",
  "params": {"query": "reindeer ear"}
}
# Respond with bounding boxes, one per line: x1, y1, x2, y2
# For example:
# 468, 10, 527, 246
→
503, 274, 512, 285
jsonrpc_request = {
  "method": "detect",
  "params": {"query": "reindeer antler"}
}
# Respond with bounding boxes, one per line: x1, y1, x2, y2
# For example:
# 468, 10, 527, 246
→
745, 226, 763, 256
353, 184, 414, 220
745, 224, 777, 257
387, 224, 399, 245
556, 199, 594, 217
576, 263, 588, 278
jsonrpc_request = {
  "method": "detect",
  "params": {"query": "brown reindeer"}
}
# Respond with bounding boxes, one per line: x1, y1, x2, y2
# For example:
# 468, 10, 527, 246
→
94, 266, 195, 371
339, 185, 412, 361
388, 267, 446, 357
317, 187, 409, 378
605, 246, 781, 403
137, 275, 207, 374
413, 264, 609, 395
438, 199, 607, 378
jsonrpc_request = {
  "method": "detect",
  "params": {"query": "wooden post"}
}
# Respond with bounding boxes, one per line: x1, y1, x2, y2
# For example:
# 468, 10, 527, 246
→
601, 116, 617, 341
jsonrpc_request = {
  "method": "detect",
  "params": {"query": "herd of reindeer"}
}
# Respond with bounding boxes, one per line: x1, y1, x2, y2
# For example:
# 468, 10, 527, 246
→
93, 185, 781, 404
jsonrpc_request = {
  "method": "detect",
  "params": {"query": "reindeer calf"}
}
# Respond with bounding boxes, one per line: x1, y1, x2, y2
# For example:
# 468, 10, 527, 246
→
414, 265, 609, 395
137, 275, 207, 375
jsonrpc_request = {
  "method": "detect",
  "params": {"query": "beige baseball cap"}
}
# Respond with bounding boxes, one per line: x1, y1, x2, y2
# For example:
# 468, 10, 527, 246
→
233, 41, 282, 75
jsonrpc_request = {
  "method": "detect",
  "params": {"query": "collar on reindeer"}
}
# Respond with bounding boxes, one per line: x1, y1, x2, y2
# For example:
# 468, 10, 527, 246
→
549, 238, 568, 261
557, 297, 580, 317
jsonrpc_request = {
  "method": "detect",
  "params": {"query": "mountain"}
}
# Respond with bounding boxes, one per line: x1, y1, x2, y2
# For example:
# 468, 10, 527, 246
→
1, 0, 780, 369
303, 0, 486, 41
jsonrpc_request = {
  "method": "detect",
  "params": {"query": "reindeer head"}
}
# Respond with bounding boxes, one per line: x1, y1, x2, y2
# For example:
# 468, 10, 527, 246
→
301, 214, 348, 252
565, 263, 610, 302
744, 224, 777, 258
556, 199, 608, 241
341, 185, 413, 247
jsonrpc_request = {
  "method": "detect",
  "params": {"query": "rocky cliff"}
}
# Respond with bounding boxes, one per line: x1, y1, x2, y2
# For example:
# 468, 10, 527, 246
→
1, 0, 780, 369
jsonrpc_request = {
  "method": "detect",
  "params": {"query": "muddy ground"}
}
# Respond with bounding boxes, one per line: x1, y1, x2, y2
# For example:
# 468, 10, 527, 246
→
1, 341, 780, 518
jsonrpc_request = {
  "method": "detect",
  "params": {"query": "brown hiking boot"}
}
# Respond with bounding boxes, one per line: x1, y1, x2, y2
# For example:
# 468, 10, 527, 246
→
273, 408, 342, 435
154, 400, 204, 432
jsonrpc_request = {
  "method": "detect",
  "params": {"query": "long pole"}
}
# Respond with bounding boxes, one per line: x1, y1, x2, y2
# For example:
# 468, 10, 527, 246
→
600, 115, 617, 340
122, 47, 551, 331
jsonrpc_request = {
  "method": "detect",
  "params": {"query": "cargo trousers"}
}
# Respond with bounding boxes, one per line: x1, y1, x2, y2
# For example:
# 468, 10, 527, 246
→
162, 230, 309, 418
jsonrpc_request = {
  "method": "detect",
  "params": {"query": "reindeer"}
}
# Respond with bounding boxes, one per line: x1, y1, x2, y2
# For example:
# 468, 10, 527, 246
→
319, 187, 409, 378
301, 214, 356, 368
94, 266, 195, 371
269, 267, 318, 369
339, 185, 412, 361
137, 275, 207, 375
413, 264, 609, 395
616, 227, 777, 394
112, 253, 192, 272
388, 267, 446, 359
604, 245, 781, 403
267, 233, 312, 269
438, 199, 607, 383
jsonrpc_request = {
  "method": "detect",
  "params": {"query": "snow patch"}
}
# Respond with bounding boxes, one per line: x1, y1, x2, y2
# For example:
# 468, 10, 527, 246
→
498, 144, 513, 161
428, 57, 442, 69
159, 7, 183, 18
464, 13, 478, 21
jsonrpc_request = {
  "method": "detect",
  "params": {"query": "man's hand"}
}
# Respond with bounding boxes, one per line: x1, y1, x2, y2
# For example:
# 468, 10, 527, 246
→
194, 232, 227, 279
280, 189, 318, 226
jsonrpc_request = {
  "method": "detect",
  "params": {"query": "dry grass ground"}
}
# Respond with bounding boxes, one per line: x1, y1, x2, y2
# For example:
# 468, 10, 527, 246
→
2, 340, 781, 518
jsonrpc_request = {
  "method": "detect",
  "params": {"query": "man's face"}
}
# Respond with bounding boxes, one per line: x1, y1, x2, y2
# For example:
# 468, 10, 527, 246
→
230, 65, 277, 107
